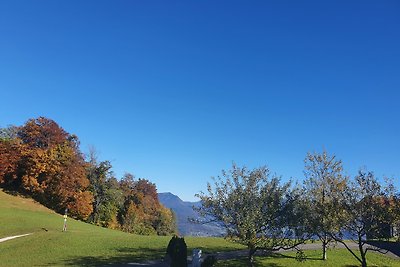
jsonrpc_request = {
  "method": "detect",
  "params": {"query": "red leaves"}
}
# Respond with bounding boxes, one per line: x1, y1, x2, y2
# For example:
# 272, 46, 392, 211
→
0, 140, 23, 184
1, 117, 175, 232
0, 117, 93, 219
18, 117, 68, 149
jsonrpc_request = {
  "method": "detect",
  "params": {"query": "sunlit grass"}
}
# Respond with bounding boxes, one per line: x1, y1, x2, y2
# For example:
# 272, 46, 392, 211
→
2, 189, 399, 266
0, 189, 243, 266
216, 249, 400, 267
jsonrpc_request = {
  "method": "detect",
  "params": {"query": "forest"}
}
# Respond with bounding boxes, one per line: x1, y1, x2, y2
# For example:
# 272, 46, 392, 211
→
0, 117, 176, 236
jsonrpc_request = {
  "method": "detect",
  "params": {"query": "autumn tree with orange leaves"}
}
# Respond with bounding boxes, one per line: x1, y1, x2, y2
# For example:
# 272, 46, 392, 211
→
0, 126, 24, 185
0, 117, 93, 219
0, 117, 181, 235
119, 174, 176, 235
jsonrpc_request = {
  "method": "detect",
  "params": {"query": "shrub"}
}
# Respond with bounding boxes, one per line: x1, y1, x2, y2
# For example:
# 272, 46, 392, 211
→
166, 235, 187, 267
201, 255, 217, 267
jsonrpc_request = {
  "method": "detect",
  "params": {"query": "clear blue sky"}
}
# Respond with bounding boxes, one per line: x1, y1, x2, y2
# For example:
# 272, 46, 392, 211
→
1, 1, 399, 201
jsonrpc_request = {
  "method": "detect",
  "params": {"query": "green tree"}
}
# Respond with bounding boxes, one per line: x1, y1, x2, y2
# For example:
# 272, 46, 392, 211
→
330, 170, 396, 267
86, 151, 123, 227
0, 125, 18, 141
303, 150, 348, 260
196, 164, 307, 266
154, 206, 177, 236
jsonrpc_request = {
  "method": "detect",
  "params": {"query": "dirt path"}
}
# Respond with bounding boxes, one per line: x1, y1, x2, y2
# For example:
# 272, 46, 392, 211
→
0, 233, 32, 243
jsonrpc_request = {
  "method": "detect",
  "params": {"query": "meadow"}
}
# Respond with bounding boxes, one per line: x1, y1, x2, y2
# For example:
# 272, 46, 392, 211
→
0, 189, 243, 266
1, 189, 400, 266
216, 249, 400, 267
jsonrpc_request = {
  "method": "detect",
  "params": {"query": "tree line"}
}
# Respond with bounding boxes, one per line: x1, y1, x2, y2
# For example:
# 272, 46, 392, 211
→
2, 117, 398, 267
0, 117, 176, 236
196, 152, 399, 267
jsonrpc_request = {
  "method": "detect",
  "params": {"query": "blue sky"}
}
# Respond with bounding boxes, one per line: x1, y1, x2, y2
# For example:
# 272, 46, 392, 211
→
1, 1, 399, 201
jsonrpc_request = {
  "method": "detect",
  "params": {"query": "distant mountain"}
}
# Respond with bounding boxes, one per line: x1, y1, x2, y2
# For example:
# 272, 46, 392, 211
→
158, 192, 225, 237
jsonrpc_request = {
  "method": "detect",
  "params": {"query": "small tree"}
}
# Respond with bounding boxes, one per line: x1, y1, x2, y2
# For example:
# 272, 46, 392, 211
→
330, 170, 395, 267
303, 150, 348, 260
196, 164, 307, 266
166, 235, 187, 267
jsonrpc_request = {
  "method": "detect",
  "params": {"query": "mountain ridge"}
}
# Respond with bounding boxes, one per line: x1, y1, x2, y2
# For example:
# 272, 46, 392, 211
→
158, 192, 224, 237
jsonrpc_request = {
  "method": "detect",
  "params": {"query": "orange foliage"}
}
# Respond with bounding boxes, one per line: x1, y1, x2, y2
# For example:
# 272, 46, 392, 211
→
119, 177, 176, 235
1, 117, 174, 233
0, 140, 23, 184
135, 179, 159, 202
68, 191, 94, 220
18, 117, 68, 149
0, 117, 93, 219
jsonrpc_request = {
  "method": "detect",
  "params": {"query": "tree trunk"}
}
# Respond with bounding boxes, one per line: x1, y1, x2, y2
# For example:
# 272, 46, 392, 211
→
247, 247, 256, 267
361, 256, 367, 267
322, 240, 327, 260
358, 233, 367, 267
358, 238, 367, 267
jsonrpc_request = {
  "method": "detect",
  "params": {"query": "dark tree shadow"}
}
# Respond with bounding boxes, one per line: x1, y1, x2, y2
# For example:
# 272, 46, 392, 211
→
214, 257, 284, 267
45, 247, 167, 267
258, 251, 323, 261
366, 240, 400, 258
214, 251, 324, 267
42, 249, 328, 267
2, 187, 25, 196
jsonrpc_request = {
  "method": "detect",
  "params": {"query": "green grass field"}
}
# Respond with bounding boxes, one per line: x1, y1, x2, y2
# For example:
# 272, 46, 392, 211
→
1, 189, 400, 266
216, 249, 400, 267
0, 189, 243, 266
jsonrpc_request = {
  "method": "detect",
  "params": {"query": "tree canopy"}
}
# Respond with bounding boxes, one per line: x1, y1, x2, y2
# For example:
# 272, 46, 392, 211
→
0, 117, 93, 219
196, 164, 308, 266
330, 170, 397, 267
0, 117, 176, 235
302, 150, 348, 260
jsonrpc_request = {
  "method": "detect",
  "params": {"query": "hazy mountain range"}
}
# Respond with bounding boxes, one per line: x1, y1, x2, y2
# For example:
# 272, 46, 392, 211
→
158, 192, 225, 237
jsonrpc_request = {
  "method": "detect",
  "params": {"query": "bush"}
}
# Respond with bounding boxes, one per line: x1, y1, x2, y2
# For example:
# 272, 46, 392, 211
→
201, 255, 217, 267
166, 235, 187, 267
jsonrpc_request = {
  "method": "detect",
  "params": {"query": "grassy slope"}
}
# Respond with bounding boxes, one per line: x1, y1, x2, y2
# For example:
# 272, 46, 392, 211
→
0, 189, 243, 266
217, 249, 400, 267
2, 190, 400, 267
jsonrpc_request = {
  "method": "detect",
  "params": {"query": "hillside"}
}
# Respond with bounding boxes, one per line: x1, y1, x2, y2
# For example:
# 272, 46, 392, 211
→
0, 189, 243, 266
158, 192, 225, 236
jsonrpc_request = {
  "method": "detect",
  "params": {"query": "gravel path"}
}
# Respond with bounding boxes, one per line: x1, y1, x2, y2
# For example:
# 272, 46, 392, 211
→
0, 233, 32, 243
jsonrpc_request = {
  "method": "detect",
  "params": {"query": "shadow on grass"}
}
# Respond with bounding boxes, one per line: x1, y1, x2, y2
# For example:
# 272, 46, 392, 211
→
214, 258, 282, 267
259, 251, 323, 261
187, 244, 245, 255
44, 247, 331, 267
366, 240, 400, 258
48, 247, 167, 267
2, 188, 26, 197
217, 251, 324, 267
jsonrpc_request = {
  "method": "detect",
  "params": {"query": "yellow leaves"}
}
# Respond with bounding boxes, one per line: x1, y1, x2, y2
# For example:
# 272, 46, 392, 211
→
21, 175, 42, 193
0, 118, 93, 221
67, 191, 94, 220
